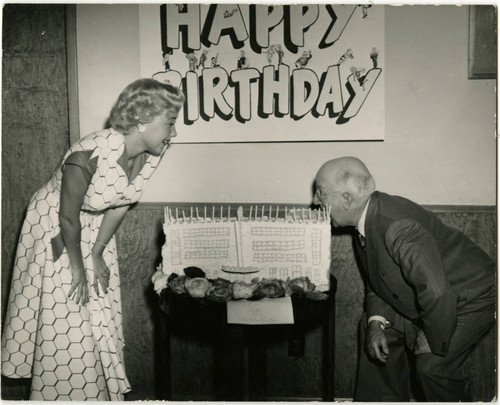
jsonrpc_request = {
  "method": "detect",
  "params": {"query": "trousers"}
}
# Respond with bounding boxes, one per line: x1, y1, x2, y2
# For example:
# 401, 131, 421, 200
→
354, 307, 495, 402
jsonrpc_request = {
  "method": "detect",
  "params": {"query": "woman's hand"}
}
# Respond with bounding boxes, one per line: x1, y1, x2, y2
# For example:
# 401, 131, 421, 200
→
91, 252, 110, 296
68, 266, 89, 306
366, 320, 389, 363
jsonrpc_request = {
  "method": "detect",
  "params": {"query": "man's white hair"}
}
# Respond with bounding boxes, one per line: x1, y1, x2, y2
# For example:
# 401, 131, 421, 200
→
323, 157, 376, 200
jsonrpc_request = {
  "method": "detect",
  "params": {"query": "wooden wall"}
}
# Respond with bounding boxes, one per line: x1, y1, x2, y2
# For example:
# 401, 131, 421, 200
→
1, 5, 70, 400
1, 4, 69, 317
116, 203, 496, 401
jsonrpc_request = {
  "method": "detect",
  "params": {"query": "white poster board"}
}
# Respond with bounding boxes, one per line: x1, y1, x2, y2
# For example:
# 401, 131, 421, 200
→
138, 4, 384, 142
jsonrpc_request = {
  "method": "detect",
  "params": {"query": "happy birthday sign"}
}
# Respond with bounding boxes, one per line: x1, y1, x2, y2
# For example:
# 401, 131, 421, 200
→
139, 4, 385, 142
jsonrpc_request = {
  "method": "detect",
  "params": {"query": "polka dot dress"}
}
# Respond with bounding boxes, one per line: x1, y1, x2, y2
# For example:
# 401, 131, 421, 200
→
2, 129, 164, 400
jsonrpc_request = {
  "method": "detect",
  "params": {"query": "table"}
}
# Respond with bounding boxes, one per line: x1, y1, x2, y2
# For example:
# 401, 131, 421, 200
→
156, 275, 337, 401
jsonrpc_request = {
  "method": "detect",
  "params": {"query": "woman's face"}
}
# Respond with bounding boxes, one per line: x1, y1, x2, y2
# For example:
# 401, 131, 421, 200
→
142, 109, 178, 156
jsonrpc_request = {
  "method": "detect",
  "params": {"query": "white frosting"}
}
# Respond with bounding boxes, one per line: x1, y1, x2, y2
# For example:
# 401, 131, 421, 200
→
161, 206, 331, 291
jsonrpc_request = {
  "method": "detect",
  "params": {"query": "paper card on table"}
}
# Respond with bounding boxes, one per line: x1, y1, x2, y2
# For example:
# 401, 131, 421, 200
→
227, 297, 294, 325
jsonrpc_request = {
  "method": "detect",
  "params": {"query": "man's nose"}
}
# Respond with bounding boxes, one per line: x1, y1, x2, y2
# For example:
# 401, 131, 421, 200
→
313, 192, 320, 205
170, 125, 177, 137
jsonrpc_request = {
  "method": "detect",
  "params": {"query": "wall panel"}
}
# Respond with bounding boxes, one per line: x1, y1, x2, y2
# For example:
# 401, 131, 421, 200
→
1, 4, 69, 399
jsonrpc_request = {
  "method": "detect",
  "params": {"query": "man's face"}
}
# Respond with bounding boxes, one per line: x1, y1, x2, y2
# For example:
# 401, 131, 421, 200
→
313, 181, 347, 227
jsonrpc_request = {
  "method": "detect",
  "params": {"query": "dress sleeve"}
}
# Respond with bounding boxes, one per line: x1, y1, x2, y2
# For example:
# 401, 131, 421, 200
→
63, 150, 99, 185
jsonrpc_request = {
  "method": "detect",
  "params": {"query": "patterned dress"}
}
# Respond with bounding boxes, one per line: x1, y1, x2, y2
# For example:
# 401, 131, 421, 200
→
2, 129, 164, 400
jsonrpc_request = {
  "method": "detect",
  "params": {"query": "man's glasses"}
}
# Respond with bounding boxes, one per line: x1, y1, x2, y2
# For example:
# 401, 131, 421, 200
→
315, 188, 343, 200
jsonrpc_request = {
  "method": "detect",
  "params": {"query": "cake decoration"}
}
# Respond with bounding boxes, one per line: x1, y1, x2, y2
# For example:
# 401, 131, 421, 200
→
160, 205, 332, 291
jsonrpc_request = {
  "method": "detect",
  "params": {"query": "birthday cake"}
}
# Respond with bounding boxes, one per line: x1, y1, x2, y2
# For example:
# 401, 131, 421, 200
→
160, 205, 332, 291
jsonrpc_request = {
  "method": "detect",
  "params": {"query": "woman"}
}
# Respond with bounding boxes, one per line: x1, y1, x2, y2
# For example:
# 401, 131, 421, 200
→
1, 78, 184, 400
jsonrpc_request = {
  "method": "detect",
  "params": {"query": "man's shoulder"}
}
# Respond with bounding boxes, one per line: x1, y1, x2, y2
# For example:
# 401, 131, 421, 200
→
373, 191, 415, 205
370, 191, 434, 230
373, 191, 426, 215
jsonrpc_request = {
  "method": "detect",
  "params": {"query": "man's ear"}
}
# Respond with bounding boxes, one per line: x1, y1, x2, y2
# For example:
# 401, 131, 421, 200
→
342, 192, 353, 210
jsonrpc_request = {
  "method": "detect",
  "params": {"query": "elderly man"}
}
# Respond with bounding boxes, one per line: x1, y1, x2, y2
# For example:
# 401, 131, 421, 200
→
313, 156, 496, 401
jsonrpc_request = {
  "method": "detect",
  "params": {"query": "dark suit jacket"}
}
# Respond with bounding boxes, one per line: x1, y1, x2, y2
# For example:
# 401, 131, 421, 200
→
361, 191, 495, 356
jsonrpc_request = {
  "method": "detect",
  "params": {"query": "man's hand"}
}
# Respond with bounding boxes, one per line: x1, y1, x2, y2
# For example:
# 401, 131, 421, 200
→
366, 320, 389, 363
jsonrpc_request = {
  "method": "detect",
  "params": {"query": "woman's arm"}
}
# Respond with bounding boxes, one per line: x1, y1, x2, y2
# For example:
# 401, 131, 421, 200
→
59, 164, 90, 306
91, 204, 130, 295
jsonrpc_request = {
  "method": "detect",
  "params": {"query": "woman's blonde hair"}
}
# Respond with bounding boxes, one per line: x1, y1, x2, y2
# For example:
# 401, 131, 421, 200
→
109, 78, 184, 134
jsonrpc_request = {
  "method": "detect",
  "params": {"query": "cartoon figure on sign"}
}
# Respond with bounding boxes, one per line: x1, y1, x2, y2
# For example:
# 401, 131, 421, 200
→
350, 66, 367, 89
237, 50, 248, 69
264, 45, 276, 65
361, 4, 372, 18
276, 44, 284, 65
337, 48, 354, 65
162, 50, 172, 71
295, 50, 312, 68
211, 54, 220, 68
153, 49, 181, 85
224, 8, 238, 18
197, 49, 208, 69
370, 47, 379, 69
186, 52, 197, 71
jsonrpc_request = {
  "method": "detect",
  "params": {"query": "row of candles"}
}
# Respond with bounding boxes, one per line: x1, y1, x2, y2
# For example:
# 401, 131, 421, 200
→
163, 205, 331, 223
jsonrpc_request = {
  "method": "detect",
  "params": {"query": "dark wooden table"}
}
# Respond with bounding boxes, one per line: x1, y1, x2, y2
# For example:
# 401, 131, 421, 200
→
156, 275, 337, 401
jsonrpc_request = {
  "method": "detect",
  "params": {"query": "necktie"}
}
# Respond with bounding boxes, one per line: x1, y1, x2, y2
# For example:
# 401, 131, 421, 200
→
357, 232, 366, 251
353, 230, 368, 272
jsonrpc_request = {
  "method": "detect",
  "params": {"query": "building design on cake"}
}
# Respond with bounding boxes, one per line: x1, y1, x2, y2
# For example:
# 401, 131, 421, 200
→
161, 206, 332, 291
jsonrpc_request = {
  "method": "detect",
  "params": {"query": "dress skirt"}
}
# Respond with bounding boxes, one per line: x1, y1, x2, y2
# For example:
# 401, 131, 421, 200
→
2, 188, 131, 400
